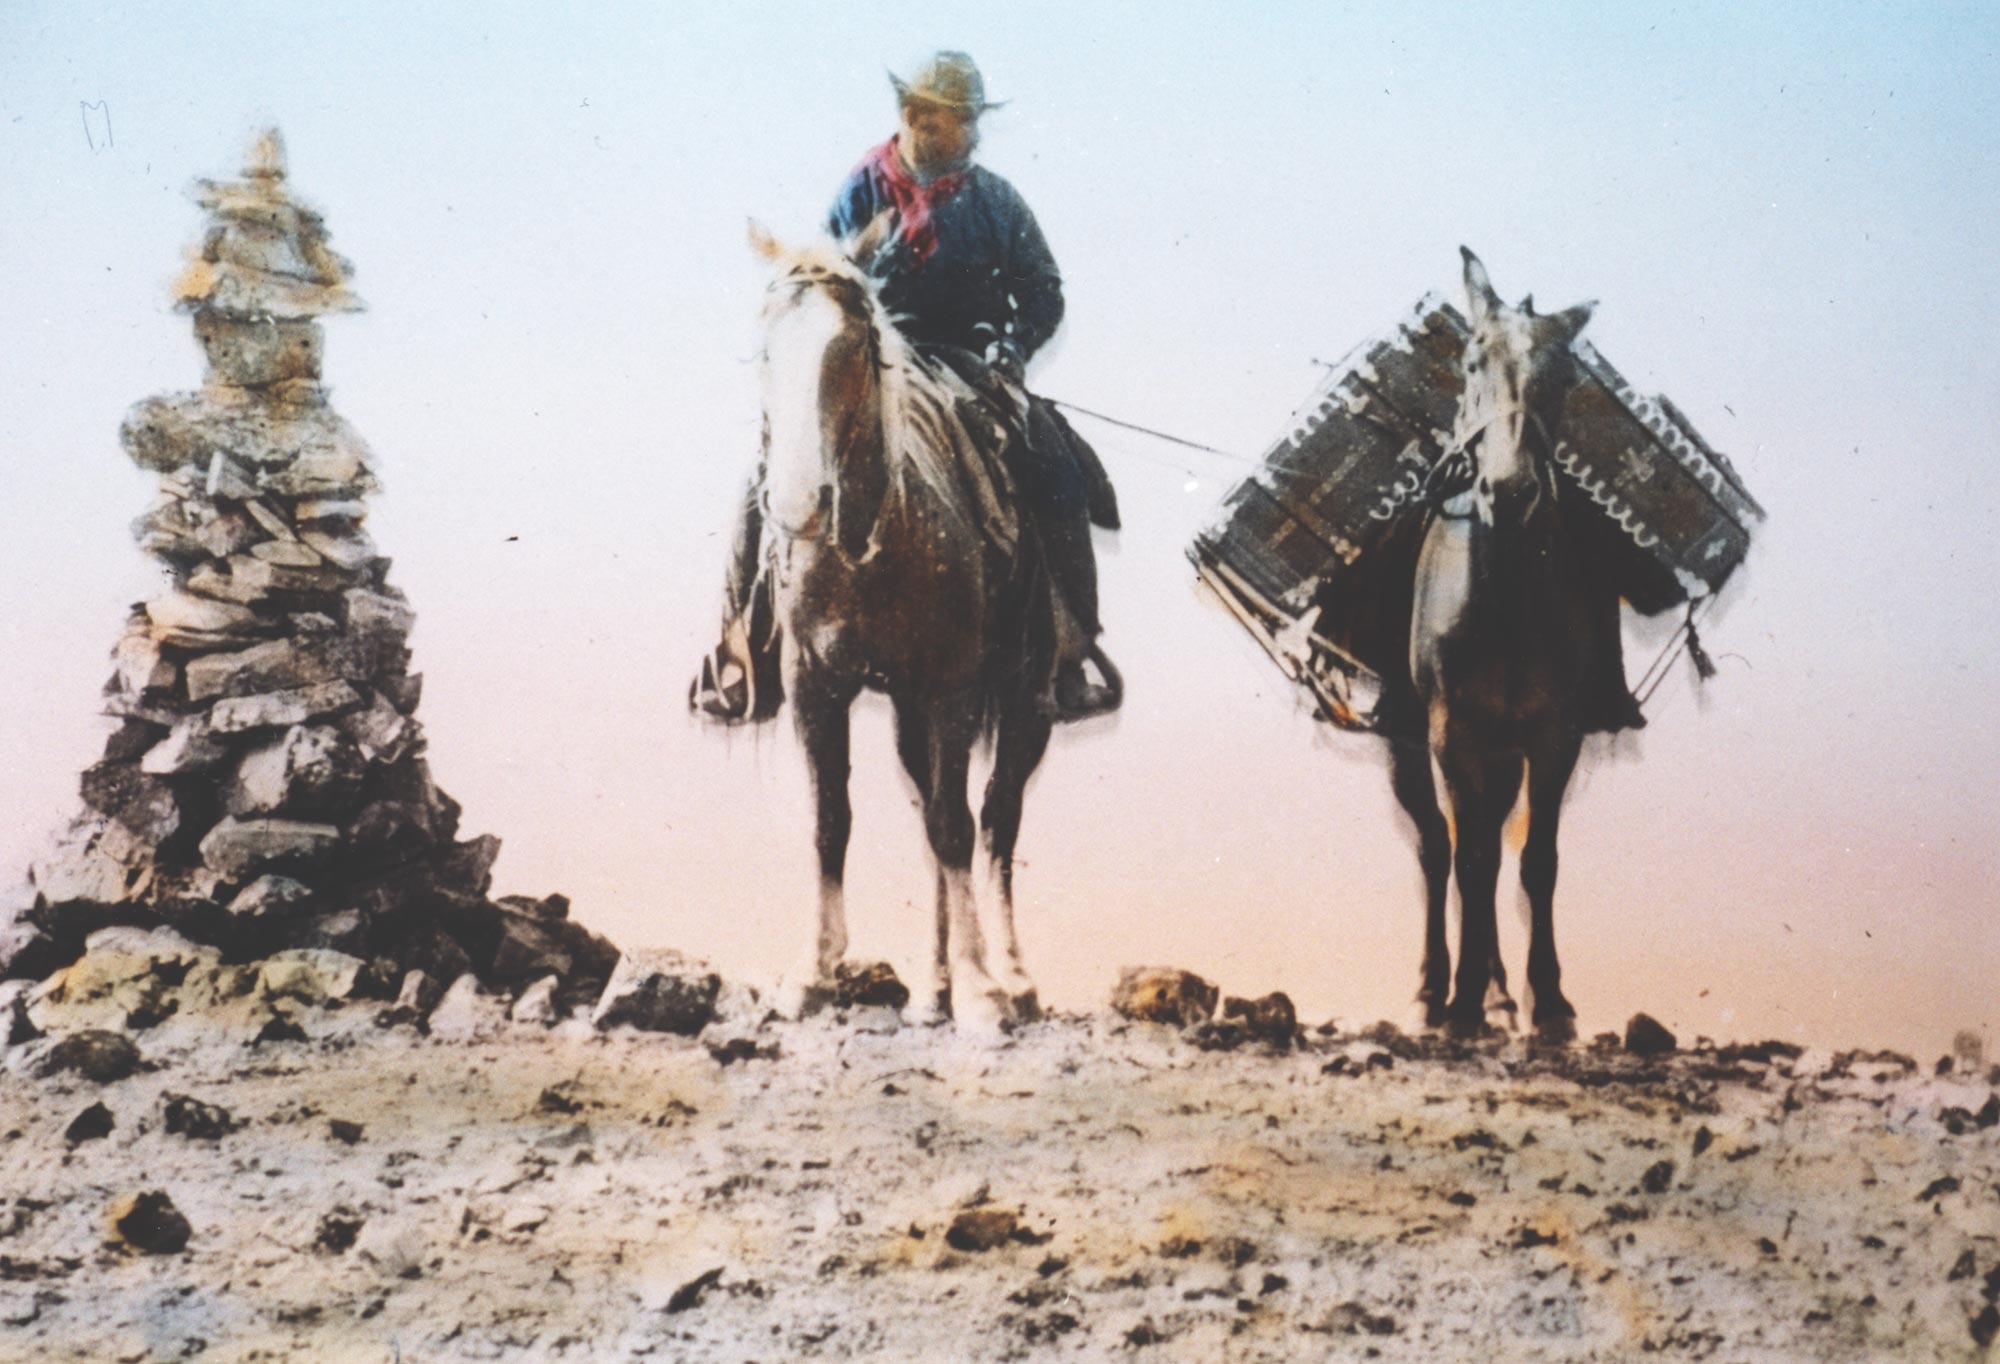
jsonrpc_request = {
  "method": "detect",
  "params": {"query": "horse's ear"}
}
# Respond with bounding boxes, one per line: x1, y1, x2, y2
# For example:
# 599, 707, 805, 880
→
1460, 246, 1502, 326
1542, 300, 1596, 347
1519, 293, 1535, 316
846, 211, 896, 272
747, 218, 784, 263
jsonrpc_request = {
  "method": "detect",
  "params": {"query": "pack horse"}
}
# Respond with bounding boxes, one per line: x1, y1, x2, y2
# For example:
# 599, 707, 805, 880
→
1193, 246, 1762, 1041
1396, 250, 1609, 1040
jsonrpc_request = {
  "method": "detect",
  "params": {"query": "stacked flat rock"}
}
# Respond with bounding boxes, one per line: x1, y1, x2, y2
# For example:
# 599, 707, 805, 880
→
6, 130, 617, 998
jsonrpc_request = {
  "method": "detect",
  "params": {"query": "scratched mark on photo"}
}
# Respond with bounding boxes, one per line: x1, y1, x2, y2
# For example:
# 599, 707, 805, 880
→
80, 100, 112, 150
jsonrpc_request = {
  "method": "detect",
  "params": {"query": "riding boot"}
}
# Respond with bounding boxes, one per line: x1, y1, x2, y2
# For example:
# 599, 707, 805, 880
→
1053, 652, 1120, 721
690, 468, 784, 723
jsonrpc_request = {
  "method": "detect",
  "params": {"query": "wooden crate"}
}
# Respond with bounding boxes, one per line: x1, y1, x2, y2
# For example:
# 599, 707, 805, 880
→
1190, 294, 1763, 722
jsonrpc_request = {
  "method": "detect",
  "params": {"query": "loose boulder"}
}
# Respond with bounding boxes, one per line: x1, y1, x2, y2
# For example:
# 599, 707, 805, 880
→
591, 950, 719, 1036
510, 976, 560, 1026
1223, 992, 1299, 1048
393, 969, 443, 1015
1624, 1012, 1679, 1057
946, 1207, 1021, 1253
25, 927, 219, 1034
256, 949, 367, 1005
226, 874, 314, 920
37, 1030, 144, 1083
162, 1094, 235, 1141
65, 1102, 116, 1144
107, 1191, 191, 1255
1112, 967, 1219, 1028
197, 817, 341, 880
427, 973, 502, 1040
835, 960, 911, 1010
0, 980, 39, 1046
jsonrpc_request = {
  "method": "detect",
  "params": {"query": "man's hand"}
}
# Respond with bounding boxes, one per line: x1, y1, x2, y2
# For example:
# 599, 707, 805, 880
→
983, 338, 1026, 387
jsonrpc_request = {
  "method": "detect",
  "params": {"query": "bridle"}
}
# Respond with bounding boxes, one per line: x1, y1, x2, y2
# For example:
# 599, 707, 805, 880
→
1435, 370, 1566, 524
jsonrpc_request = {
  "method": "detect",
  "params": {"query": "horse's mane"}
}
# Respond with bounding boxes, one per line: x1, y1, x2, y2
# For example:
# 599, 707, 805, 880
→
760, 243, 1019, 556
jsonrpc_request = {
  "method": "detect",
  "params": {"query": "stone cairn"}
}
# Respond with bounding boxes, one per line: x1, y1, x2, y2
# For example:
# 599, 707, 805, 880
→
2, 130, 618, 1010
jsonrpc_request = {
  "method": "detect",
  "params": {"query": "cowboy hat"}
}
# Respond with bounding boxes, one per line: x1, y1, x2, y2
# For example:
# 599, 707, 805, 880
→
888, 51, 1007, 117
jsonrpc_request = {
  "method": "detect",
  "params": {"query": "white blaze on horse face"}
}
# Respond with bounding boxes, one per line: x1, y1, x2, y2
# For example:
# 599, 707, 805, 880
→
1457, 314, 1540, 498
762, 286, 850, 535
1455, 248, 1588, 516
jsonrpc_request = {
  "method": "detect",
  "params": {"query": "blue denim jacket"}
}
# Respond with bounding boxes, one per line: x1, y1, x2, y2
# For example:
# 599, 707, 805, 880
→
827, 158, 1065, 363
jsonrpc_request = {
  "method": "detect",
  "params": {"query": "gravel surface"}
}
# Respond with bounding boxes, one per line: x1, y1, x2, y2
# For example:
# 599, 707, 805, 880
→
1, 1001, 1995, 1362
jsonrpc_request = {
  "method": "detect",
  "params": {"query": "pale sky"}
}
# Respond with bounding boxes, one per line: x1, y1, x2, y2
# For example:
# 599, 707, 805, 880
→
2, 1, 1995, 1057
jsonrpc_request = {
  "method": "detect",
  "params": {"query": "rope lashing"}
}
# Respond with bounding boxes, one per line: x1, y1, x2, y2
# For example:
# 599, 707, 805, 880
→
1635, 596, 1719, 706
1684, 608, 1718, 681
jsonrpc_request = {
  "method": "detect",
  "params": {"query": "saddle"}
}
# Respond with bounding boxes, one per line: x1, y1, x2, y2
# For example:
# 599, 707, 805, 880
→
922, 345, 1118, 533
692, 346, 1120, 726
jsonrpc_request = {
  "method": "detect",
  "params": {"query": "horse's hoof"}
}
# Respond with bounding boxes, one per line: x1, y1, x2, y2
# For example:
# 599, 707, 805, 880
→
1532, 1015, 1578, 1047
907, 990, 951, 1027
993, 968, 1039, 1022
772, 977, 835, 1021
952, 984, 1017, 1037
1444, 1012, 1491, 1042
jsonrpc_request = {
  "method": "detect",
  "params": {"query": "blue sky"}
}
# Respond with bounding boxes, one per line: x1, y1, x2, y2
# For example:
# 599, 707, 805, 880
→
3, 2, 1995, 1053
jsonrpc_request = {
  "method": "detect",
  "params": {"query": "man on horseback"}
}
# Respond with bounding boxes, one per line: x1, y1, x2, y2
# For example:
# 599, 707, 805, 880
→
692, 50, 1121, 724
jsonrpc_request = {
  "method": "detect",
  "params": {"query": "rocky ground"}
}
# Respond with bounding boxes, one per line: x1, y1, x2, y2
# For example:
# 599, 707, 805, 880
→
1, 967, 1996, 1364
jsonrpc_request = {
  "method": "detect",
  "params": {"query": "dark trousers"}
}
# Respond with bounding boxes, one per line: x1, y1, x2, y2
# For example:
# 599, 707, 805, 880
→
1021, 449, 1100, 636
926, 345, 1105, 639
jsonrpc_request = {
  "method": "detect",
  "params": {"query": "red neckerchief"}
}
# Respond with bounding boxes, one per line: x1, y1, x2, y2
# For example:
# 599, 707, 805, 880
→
865, 136, 968, 267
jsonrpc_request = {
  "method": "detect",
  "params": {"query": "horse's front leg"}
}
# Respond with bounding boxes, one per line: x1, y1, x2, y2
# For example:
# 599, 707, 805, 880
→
1483, 943, 1520, 1034
924, 694, 1013, 1034
1521, 726, 1584, 1042
775, 673, 858, 1019
979, 698, 1053, 1020
1438, 738, 1523, 1039
1388, 740, 1453, 1029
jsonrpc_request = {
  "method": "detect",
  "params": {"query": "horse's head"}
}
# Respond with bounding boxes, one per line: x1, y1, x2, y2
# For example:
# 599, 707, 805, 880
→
749, 218, 896, 558
1452, 247, 1594, 526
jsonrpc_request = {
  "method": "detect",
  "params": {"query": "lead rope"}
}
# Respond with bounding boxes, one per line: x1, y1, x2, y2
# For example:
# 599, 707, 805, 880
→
1044, 397, 1258, 465
1634, 596, 1718, 708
